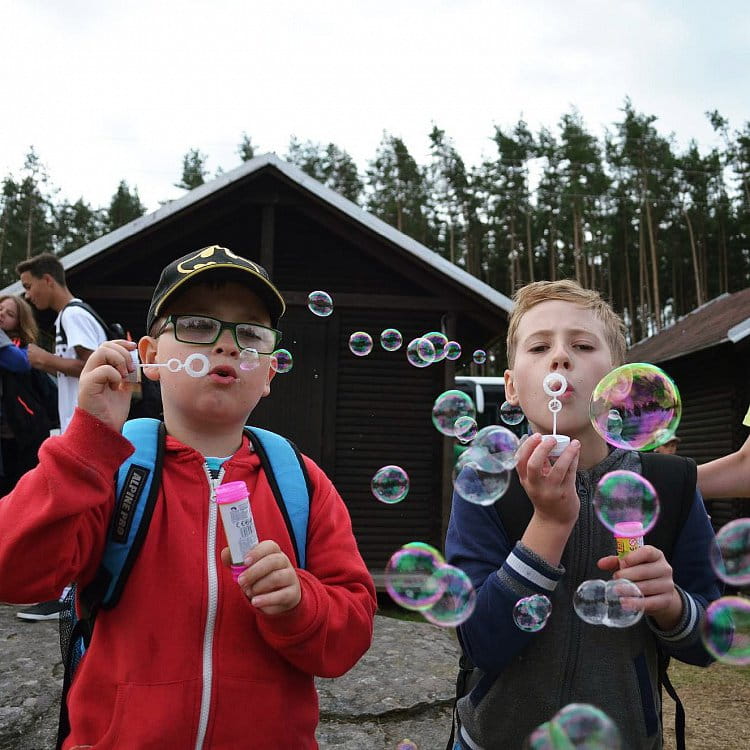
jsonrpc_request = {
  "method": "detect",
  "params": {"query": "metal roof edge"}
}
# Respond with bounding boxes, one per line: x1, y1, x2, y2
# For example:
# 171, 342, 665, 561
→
728, 317, 750, 344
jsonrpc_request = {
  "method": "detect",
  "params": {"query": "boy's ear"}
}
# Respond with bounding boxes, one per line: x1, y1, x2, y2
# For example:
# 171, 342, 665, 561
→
261, 361, 276, 398
138, 336, 160, 382
504, 368, 519, 405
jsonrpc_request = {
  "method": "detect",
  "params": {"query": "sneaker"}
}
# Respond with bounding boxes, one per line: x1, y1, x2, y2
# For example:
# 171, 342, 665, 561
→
16, 600, 65, 621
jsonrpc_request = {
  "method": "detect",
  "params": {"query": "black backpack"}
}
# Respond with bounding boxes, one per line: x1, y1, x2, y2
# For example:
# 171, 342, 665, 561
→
59, 300, 126, 344
1, 369, 57, 461
447, 452, 696, 750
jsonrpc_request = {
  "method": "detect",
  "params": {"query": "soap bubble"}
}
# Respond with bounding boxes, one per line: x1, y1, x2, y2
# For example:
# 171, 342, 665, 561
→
573, 578, 645, 628
396, 741, 418, 750
700, 596, 750, 665
473, 349, 487, 365
271, 349, 293, 374
452, 445, 511, 506
239, 348, 260, 371
454, 416, 478, 443
445, 341, 462, 361
406, 337, 436, 368
307, 290, 333, 317
349, 331, 373, 356
402, 541, 445, 565
421, 564, 477, 627
593, 470, 660, 535
513, 594, 552, 632
500, 401, 525, 426
525, 704, 622, 749
384, 545, 446, 611
380, 328, 403, 351
553, 704, 622, 749
371, 465, 410, 504
432, 389, 476, 436
709, 519, 750, 587
473, 424, 521, 470
423, 332, 448, 362
590, 363, 682, 451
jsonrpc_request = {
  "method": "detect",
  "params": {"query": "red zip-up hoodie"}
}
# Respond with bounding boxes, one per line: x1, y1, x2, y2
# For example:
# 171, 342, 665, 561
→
0, 409, 377, 749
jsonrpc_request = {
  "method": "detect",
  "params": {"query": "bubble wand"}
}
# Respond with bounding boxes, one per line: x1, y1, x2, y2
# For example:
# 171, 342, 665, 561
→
124, 349, 263, 383
542, 372, 571, 459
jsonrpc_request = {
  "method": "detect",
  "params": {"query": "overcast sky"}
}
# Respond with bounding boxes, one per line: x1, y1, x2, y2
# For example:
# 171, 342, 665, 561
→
1, 0, 748, 212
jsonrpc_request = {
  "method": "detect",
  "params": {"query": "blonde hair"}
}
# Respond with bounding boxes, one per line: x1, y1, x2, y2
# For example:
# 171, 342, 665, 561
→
506, 280, 626, 368
0, 294, 38, 346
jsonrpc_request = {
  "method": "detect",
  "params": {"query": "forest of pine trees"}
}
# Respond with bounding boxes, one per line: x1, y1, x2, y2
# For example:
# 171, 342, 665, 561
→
2, 101, 748, 346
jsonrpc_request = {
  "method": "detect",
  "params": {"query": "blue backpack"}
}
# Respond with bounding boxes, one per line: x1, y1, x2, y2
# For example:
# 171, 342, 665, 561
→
57, 418, 311, 748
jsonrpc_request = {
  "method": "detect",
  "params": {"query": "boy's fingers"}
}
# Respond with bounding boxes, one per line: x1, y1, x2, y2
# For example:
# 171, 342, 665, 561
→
525, 437, 556, 474
597, 555, 620, 571
242, 539, 280, 566
548, 439, 580, 480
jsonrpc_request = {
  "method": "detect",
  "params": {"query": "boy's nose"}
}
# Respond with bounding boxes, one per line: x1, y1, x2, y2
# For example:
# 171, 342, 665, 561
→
212, 329, 239, 356
549, 346, 571, 370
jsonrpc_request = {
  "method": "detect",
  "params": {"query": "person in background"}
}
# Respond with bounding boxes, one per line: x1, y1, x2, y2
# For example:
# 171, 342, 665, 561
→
697, 406, 750, 498
15, 253, 109, 622
0, 295, 52, 495
654, 435, 680, 455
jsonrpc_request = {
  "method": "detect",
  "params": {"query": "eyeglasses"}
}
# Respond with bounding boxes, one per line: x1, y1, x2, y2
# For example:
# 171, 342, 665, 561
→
155, 315, 282, 354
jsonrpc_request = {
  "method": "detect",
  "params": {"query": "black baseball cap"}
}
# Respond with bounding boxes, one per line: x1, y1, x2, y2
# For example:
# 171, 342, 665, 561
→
146, 245, 286, 332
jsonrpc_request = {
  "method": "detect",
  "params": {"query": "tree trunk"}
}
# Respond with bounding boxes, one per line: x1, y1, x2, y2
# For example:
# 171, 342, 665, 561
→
572, 204, 582, 285
683, 208, 703, 307
644, 198, 661, 330
638, 215, 651, 338
548, 222, 556, 281
526, 210, 534, 282
26, 198, 33, 259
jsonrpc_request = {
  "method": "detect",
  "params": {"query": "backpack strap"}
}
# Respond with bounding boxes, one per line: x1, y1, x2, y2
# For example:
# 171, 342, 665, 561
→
61, 299, 119, 343
244, 426, 312, 569
80, 418, 165, 614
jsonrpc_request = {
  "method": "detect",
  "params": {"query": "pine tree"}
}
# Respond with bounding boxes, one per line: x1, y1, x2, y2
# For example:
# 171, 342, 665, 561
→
107, 180, 147, 231
54, 199, 106, 256
238, 133, 256, 162
285, 138, 363, 203
175, 148, 208, 190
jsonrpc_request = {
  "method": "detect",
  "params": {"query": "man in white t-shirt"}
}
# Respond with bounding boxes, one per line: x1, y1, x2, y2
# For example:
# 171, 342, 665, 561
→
17, 253, 108, 433
15, 253, 109, 622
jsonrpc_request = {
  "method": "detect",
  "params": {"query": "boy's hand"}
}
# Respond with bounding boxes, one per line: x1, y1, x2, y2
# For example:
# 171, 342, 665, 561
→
516, 433, 581, 528
221, 540, 301, 615
78, 340, 137, 433
597, 546, 683, 630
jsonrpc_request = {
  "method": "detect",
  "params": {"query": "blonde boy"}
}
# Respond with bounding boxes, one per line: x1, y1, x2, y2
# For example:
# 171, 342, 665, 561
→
446, 280, 719, 750
0, 245, 376, 748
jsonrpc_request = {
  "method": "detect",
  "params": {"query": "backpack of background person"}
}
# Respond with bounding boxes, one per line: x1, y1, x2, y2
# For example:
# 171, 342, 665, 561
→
446, 452, 696, 750
59, 299, 127, 344
56, 418, 311, 749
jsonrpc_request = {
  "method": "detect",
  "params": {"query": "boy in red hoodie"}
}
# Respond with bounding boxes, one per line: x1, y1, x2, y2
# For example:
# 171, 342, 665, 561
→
0, 245, 377, 749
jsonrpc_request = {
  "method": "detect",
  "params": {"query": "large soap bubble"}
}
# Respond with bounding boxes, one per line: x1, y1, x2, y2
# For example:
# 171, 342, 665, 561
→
452, 445, 511, 506
421, 564, 477, 627
271, 349, 293, 373
590, 363, 681, 451
384, 545, 445, 611
349, 331, 373, 356
709, 518, 750, 587
454, 416, 478, 444
432, 389, 476, 436
423, 331, 449, 362
526, 704, 622, 750
593, 470, 660, 536
500, 400, 525, 426
472, 424, 521, 471
573, 578, 644, 628
513, 594, 552, 633
700, 596, 750, 666
445, 341, 462, 361
380, 328, 403, 351
406, 337, 436, 368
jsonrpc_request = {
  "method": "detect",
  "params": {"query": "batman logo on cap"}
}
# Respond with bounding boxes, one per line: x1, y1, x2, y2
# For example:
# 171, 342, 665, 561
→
176, 245, 263, 276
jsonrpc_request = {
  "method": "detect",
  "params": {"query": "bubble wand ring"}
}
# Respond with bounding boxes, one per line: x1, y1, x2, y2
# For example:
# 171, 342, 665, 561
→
542, 372, 570, 458
135, 352, 211, 378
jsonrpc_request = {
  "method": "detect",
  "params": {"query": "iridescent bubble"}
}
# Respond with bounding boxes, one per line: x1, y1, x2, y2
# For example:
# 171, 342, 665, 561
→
371, 465, 410, 504
593, 470, 660, 535
709, 519, 750, 587
406, 337, 436, 368
380, 328, 403, 351
513, 594, 552, 632
423, 332, 448, 362
472, 424, 521, 471
432, 390, 476, 436
396, 741, 418, 750
271, 349, 293, 374
307, 290, 333, 317
552, 704, 622, 750
473, 349, 487, 365
573, 578, 645, 628
445, 341, 462, 361
452, 445, 511, 506
500, 400, 525, 426
700, 596, 750, 665
239, 348, 260, 371
421, 564, 477, 627
349, 331, 373, 357
590, 363, 682, 451
454, 416, 478, 444
384, 546, 446, 611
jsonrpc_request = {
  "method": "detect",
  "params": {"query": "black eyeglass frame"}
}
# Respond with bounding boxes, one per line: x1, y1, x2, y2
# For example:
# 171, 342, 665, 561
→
154, 314, 282, 354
